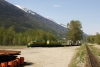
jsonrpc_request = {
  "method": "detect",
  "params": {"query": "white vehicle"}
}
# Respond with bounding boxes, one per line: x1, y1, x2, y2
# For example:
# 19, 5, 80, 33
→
67, 40, 74, 46
76, 40, 81, 46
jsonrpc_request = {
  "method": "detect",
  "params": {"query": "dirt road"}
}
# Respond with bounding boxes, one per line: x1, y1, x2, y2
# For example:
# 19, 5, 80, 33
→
12, 46, 79, 67
1, 46, 79, 67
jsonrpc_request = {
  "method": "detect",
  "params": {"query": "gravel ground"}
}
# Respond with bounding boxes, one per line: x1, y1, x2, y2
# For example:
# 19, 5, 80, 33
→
5, 46, 79, 67
93, 44, 100, 48
88, 43, 100, 48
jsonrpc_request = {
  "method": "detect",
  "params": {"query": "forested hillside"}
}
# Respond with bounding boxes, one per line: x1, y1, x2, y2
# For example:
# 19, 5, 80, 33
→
0, 26, 57, 45
0, 0, 68, 39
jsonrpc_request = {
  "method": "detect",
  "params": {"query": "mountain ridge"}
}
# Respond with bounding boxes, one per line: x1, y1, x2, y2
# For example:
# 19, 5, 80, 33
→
0, 0, 68, 38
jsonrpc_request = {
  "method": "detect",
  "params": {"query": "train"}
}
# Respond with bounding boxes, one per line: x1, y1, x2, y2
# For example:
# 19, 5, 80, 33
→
27, 40, 62, 47
27, 40, 81, 47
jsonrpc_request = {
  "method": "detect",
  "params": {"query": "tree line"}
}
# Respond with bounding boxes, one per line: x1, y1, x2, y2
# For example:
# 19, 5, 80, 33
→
86, 32, 100, 44
0, 26, 57, 46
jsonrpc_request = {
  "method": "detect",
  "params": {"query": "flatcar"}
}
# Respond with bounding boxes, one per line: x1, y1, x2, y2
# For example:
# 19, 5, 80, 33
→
27, 40, 61, 47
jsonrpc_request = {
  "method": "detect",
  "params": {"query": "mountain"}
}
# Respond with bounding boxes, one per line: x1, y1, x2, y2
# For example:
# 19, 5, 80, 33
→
58, 23, 66, 28
15, 5, 36, 15
0, 0, 68, 38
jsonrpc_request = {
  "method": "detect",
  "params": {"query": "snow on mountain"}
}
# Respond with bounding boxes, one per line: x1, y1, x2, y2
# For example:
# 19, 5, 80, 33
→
15, 5, 35, 15
16, 5, 58, 22
15, 5, 24, 10
58, 23, 66, 28
45, 16, 55, 22
15, 5, 67, 28
45, 17, 66, 28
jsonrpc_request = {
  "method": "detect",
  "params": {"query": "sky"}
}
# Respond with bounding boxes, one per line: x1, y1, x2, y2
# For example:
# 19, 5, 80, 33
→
5, 0, 100, 35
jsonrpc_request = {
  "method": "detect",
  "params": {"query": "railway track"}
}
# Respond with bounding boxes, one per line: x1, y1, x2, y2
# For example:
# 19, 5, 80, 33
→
86, 45, 100, 67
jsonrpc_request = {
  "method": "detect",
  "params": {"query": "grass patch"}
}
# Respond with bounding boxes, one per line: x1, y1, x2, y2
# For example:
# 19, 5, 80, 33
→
68, 45, 86, 67
89, 45, 100, 59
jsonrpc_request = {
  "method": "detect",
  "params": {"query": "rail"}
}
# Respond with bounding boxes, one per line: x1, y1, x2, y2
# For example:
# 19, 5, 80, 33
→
86, 45, 100, 67
0, 50, 21, 56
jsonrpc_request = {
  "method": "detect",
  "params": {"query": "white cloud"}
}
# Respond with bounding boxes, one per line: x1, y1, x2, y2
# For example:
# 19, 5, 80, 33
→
53, 5, 61, 8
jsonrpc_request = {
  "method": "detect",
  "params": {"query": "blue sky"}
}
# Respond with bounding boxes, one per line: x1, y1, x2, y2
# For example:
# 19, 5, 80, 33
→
6, 0, 100, 35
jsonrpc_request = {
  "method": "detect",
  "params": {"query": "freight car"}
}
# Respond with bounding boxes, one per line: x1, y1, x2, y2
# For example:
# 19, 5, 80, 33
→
27, 40, 61, 47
